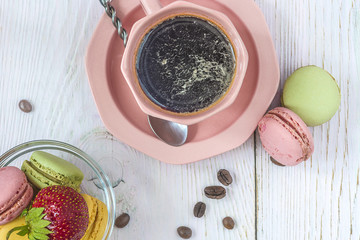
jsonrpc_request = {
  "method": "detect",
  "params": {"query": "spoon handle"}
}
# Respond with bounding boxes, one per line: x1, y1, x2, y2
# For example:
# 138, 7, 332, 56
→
99, 0, 128, 46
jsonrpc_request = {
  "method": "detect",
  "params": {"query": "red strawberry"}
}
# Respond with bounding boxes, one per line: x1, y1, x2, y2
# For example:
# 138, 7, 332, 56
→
7, 185, 89, 240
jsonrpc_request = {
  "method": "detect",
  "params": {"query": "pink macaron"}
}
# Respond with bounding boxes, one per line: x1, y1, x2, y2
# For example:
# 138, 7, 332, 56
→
0, 166, 33, 225
258, 107, 314, 166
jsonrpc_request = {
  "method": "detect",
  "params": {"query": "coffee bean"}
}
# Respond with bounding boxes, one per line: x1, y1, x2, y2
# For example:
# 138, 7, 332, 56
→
193, 202, 206, 218
217, 169, 233, 186
270, 157, 285, 167
177, 226, 192, 239
204, 186, 226, 199
18, 99, 32, 113
115, 213, 130, 228
222, 217, 235, 230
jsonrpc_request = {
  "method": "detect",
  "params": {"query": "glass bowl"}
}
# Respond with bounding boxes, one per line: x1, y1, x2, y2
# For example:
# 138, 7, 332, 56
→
0, 140, 116, 240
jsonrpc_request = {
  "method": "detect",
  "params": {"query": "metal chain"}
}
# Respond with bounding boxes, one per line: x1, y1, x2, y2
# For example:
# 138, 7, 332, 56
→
99, 0, 128, 46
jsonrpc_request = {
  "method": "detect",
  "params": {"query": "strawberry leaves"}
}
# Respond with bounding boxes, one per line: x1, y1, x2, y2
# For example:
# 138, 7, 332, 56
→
26, 208, 52, 240
6, 207, 52, 240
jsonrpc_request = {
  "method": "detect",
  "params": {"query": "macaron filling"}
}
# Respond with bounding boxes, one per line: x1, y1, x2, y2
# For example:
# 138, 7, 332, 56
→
23, 160, 63, 185
31, 158, 82, 183
88, 201, 107, 239
82, 194, 97, 239
81, 194, 108, 240
0, 181, 27, 214
0, 167, 34, 225
0, 184, 33, 224
22, 159, 82, 191
89, 203, 107, 239
266, 110, 312, 162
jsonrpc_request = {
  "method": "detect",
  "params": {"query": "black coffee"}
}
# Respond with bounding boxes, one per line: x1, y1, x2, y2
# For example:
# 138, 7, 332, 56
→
136, 15, 236, 113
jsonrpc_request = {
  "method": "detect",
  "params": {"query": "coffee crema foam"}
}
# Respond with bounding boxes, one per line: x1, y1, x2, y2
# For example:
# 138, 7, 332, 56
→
136, 15, 236, 114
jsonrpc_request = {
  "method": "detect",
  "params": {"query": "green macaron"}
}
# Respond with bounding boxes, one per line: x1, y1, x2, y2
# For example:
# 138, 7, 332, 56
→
281, 65, 341, 126
21, 151, 84, 191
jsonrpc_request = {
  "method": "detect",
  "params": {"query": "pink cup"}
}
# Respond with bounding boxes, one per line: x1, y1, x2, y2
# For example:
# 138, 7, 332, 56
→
121, 0, 248, 125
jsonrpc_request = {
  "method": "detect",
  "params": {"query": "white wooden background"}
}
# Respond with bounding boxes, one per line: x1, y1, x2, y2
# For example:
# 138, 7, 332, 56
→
0, 0, 359, 239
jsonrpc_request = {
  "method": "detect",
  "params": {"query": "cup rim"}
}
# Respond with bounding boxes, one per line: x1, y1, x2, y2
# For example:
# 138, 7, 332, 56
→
0, 139, 116, 240
121, 1, 248, 125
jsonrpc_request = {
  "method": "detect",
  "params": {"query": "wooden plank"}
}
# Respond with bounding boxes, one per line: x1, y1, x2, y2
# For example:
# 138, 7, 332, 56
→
77, 130, 256, 239
0, 1, 256, 239
0, 0, 105, 149
255, 0, 360, 239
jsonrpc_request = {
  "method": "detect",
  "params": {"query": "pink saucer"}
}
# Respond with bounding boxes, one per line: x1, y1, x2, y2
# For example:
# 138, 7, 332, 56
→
85, 0, 279, 164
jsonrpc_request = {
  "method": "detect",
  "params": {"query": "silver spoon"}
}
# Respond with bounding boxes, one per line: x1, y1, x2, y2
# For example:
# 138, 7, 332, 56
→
98, 2, 188, 147
148, 115, 188, 146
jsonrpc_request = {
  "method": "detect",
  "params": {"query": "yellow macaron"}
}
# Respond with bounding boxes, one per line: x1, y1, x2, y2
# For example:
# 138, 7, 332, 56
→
81, 194, 108, 240
0, 216, 27, 240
